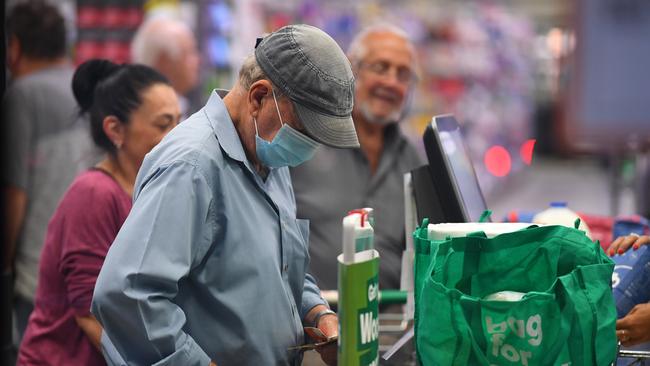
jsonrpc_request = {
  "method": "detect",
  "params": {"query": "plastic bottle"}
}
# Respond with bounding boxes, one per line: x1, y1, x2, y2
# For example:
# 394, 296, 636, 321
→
342, 208, 375, 263
533, 201, 592, 238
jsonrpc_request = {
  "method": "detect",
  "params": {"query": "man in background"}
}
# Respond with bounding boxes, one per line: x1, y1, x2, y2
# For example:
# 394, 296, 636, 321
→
130, 16, 200, 117
2, 1, 97, 363
291, 24, 423, 293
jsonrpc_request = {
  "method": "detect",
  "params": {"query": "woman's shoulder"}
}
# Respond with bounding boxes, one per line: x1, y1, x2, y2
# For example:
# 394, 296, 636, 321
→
63, 169, 129, 206
48, 169, 131, 228
70, 168, 120, 189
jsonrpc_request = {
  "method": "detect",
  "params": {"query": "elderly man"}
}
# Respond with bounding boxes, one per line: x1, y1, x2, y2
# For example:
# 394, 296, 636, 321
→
92, 24, 357, 365
130, 16, 200, 115
291, 24, 423, 292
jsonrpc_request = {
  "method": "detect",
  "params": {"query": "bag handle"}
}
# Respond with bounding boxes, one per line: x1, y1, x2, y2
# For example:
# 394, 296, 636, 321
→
479, 210, 492, 223
414, 218, 431, 254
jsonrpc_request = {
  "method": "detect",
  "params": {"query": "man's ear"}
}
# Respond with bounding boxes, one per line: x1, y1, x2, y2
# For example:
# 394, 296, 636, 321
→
102, 116, 125, 149
247, 80, 272, 119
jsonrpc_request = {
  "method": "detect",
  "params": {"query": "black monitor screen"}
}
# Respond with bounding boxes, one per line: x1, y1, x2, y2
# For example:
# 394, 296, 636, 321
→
422, 114, 489, 222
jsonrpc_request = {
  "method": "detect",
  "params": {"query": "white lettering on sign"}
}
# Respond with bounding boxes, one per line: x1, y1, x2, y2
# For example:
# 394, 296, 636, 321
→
368, 355, 379, 366
359, 312, 379, 344
367, 283, 378, 302
485, 315, 542, 366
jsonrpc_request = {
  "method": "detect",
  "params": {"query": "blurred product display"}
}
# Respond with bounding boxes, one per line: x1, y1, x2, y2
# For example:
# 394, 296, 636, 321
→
532, 201, 592, 238
75, 0, 144, 64
233, 0, 537, 196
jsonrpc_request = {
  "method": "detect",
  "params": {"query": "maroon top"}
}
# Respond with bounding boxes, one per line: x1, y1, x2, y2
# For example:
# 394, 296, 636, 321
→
18, 169, 131, 365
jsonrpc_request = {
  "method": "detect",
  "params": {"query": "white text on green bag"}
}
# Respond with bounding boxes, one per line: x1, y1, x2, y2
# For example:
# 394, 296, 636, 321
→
485, 314, 542, 365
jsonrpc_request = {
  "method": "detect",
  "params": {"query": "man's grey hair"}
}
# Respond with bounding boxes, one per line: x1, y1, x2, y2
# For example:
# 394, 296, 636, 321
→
131, 16, 192, 66
347, 23, 415, 67
237, 54, 289, 96
238, 54, 268, 91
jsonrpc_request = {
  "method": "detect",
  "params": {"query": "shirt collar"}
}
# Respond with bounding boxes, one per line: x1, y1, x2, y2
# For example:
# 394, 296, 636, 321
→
204, 89, 247, 163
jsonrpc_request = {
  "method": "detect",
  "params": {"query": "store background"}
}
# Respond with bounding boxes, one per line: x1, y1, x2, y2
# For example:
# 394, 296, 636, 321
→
6, 0, 645, 221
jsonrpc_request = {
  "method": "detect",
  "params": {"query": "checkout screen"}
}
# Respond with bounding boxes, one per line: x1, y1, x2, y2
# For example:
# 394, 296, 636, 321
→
438, 124, 488, 222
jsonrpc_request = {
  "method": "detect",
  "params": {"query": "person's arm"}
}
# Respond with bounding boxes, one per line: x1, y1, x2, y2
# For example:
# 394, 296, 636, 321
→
75, 314, 102, 351
608, 234, 650, 256
92, 161, 216, 366
3, 186, 27, 271
1, 88, 32, 272
56, 176, 128, 352
303, 304, 338, 366
301, 274, 331, 328
616, 303, 650, 346
302, 275, 338, 366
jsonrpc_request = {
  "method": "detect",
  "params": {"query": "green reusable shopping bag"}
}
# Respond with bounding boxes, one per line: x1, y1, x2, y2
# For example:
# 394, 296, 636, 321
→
413, 222, 617, 366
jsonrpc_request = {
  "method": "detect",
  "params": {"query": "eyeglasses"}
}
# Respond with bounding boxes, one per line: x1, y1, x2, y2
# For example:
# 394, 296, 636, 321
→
359, 60, 415, 85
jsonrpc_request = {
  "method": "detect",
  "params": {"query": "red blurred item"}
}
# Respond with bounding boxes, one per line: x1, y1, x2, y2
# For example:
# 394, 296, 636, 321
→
576, 212, 614, 250
520, 139, 536, 165
484, 145, 512, 177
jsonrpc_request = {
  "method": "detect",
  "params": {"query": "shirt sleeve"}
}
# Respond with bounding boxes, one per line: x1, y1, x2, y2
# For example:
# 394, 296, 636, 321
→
92, 161, 216, 366
101, 331, 127, 366
301, 273, 328, 318
58, 181, 126, 316
1, 86, 32, 188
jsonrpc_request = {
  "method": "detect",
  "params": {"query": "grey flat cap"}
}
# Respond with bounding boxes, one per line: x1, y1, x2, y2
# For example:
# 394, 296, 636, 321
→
255, 24, 359, 148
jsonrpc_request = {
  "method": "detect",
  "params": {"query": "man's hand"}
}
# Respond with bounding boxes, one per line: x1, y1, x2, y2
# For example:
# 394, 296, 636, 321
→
617, 303, 650, 346
314, 313, 338, 366
304, 305, 338, 366
609, 234, 650, 256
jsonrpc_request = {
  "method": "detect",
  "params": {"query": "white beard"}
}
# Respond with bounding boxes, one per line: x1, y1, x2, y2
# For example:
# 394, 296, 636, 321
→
359, 102, 402, 125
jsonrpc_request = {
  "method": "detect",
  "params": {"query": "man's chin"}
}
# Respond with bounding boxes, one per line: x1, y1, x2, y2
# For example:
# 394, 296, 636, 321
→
360, 106, 401, 125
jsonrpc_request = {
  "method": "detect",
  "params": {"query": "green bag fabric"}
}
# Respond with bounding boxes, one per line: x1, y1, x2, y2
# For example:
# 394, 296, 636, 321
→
413, 221, 617, 366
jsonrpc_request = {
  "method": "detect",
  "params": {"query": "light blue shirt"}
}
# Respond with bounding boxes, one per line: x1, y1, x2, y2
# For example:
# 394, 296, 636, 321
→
92, 90, 326, 365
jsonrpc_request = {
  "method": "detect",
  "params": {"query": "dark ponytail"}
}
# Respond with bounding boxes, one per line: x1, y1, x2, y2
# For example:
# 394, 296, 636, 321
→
71, 59, 170, 153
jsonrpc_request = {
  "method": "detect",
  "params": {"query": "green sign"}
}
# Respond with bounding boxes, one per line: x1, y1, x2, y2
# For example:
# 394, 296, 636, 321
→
337, 250, 380, 366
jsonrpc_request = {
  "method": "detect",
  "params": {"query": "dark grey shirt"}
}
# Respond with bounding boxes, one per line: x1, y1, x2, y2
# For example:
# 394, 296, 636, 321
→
1, 65, 100, 300
291, 124, 423, 291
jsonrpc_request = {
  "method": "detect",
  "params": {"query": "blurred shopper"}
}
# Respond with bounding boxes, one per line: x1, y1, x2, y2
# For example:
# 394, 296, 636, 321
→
130, 16, 200, 116
92, 24, 357, 366
291, 24, 423, 292
609, 233, 650, 346
17, 59, 180, 366
1, 1, 97, 359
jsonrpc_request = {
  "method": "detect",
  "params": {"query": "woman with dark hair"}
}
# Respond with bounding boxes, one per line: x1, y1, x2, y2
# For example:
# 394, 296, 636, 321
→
17, 59, 180, 365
